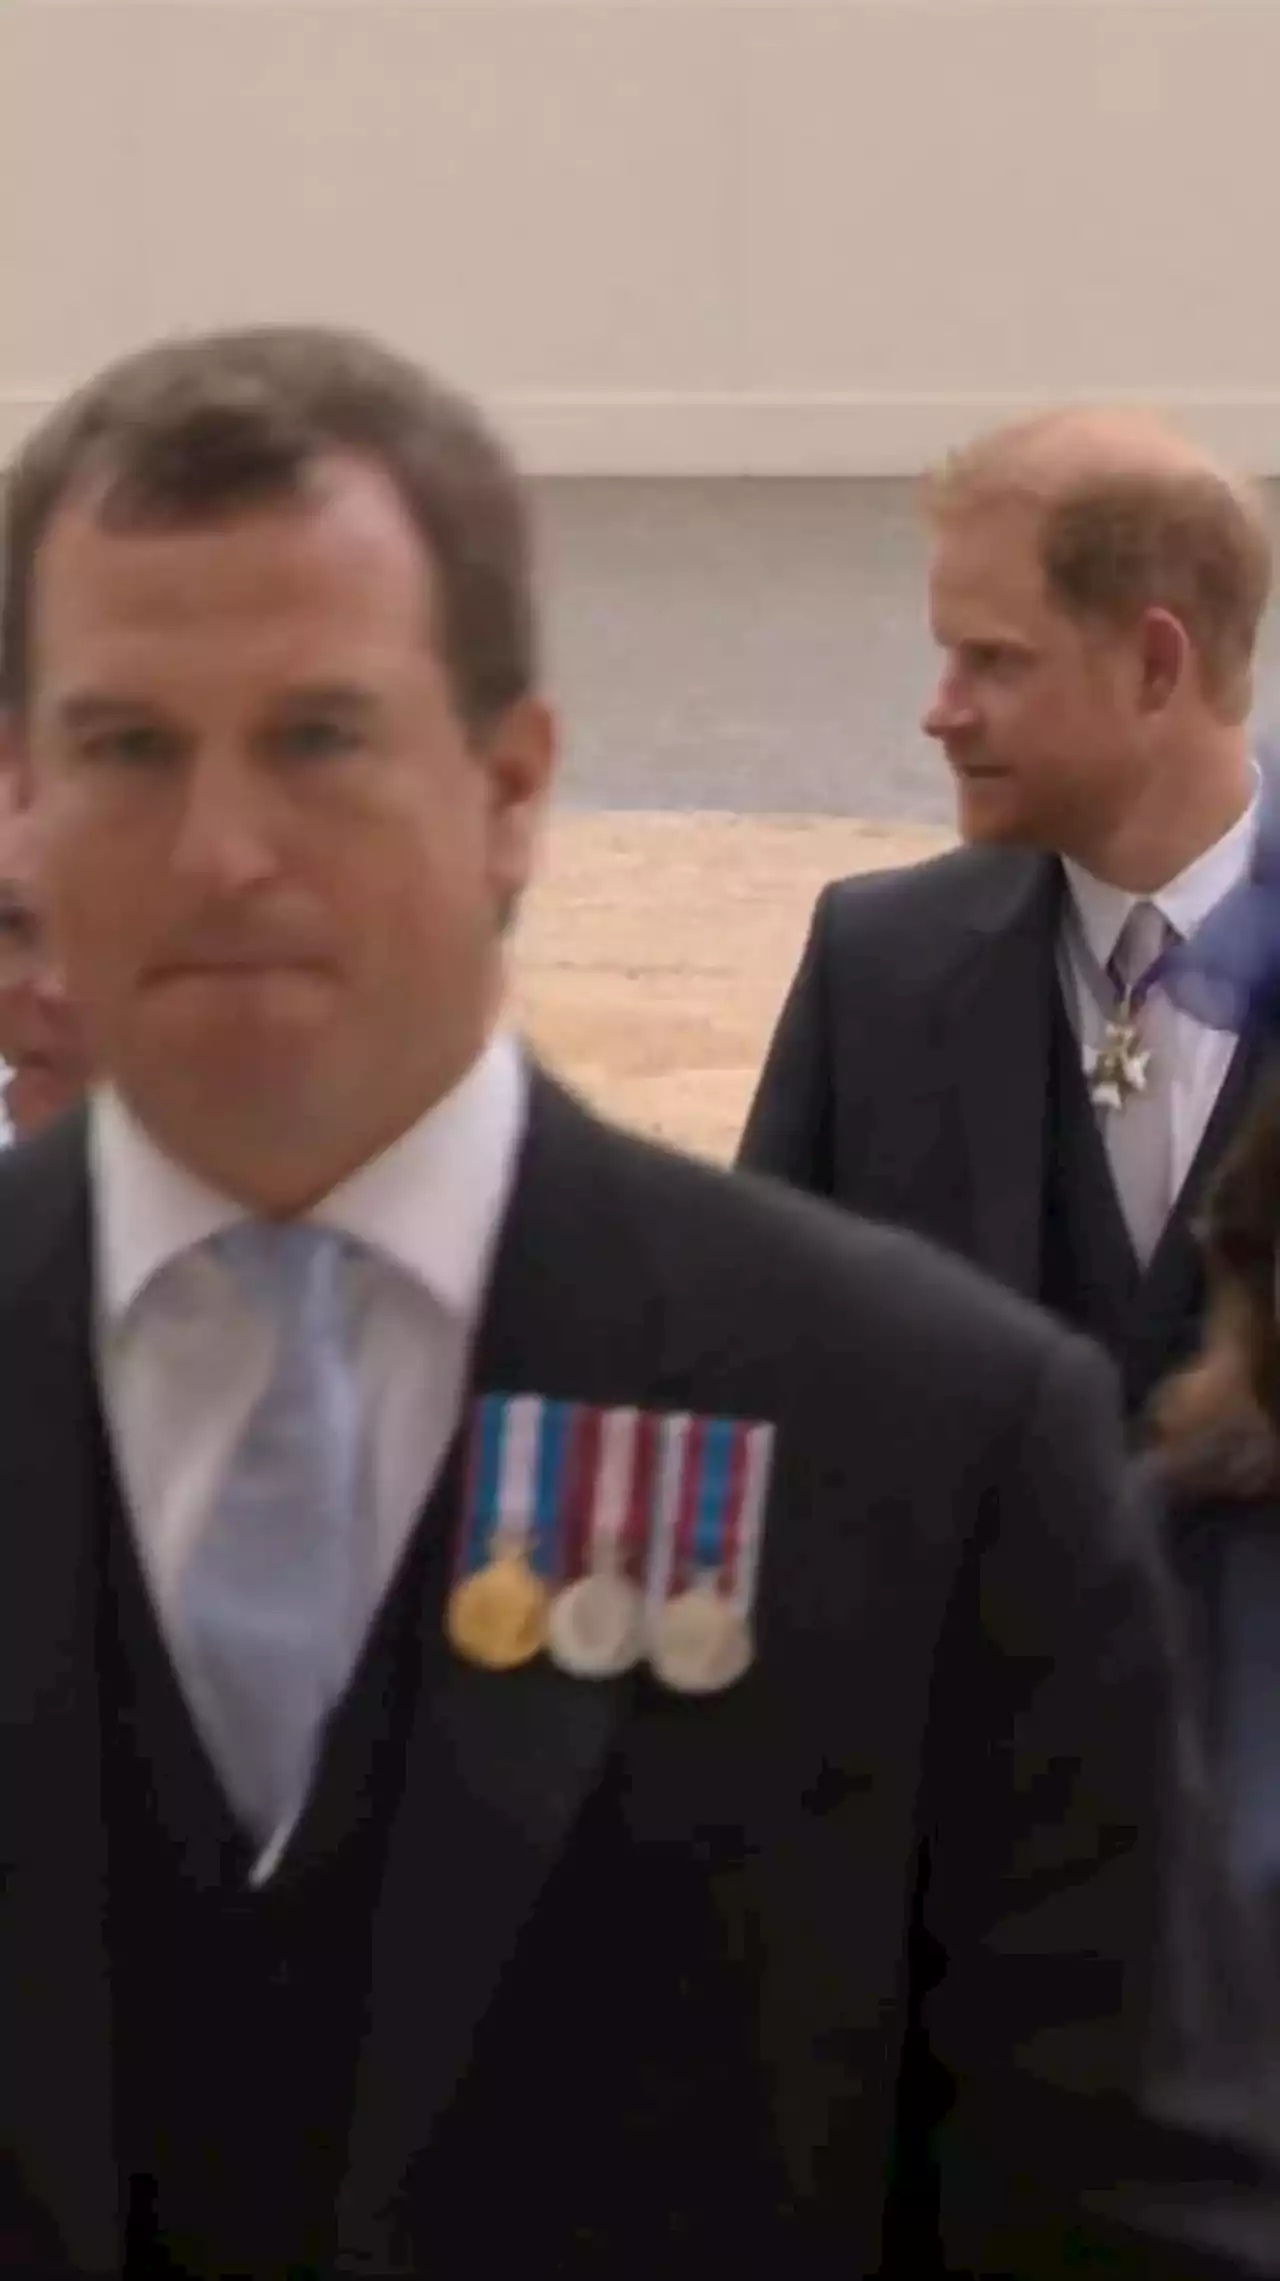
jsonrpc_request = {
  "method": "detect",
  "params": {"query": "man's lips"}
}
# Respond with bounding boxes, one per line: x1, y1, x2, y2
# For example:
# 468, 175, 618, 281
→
146, 955, 329, 980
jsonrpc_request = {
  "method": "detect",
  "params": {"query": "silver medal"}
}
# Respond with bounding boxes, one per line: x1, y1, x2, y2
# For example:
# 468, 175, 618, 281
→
548, 1566, 646, 1679
547, 1405, 647, 1681
1084, 1012, 1152, 1114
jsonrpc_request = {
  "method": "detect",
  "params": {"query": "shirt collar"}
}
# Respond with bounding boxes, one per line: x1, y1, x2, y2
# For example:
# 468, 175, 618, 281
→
92, 1031, 528, 1327
1062, 772, 1262, 972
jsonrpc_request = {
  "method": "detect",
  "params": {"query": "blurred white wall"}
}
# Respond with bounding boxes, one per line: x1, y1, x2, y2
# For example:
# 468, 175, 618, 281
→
4, 0, 1278, 474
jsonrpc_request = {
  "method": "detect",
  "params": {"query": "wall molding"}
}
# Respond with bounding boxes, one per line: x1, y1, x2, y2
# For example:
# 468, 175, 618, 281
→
8, 388, 1280, 478
14, 2, 1273, 12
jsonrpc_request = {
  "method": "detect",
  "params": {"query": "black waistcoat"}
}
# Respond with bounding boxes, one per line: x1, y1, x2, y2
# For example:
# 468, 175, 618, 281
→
1039, 979, 1265, 1422
98, 1440, 458, 2279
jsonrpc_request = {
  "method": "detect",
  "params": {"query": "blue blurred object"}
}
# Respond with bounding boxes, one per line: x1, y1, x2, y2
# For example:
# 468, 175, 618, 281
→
1164, 761, 1280, 1035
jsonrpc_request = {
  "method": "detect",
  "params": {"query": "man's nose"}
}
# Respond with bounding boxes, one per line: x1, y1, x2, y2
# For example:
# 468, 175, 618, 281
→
30, 957, 69, 1012
170, 761, 281, 892
922, 672, 974, 741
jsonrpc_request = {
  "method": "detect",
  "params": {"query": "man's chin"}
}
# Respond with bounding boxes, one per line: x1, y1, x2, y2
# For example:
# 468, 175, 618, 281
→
954, 777, 1034, 846
140, 970, 339, 1059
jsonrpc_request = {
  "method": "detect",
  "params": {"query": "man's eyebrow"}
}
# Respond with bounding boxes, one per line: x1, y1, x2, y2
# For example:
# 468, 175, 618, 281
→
53, 693, 166, 732
52, 686, 385, 731
267, 684, 383, 717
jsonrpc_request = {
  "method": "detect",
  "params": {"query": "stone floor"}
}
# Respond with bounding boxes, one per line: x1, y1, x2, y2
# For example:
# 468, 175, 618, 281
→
513, 810, 949, 1163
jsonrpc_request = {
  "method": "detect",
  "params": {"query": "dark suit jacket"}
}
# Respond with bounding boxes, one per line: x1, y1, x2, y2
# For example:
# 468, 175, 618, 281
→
4, 1074, 1280, 2275
1155, 1471, 1265, 1736
738, 844, 1266, 1416
1153, 1456, 1280, 1941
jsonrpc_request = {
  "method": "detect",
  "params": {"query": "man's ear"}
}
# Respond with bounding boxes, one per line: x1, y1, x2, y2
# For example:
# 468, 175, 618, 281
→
482, 695, 557, 926
1135, 607, 1191, 716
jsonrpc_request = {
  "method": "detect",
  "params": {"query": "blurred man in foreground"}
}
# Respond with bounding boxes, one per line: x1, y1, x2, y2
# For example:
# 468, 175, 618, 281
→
741, 410, 1272, 1423
1, 333, 1279, 2277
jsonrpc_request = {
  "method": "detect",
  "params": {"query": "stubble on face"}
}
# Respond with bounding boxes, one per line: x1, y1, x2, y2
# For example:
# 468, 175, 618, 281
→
925, 506, 1140, 858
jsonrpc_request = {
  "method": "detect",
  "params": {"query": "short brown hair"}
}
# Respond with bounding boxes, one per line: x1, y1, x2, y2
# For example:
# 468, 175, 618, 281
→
0, 324, 537, 731
929, 413, 1272, 724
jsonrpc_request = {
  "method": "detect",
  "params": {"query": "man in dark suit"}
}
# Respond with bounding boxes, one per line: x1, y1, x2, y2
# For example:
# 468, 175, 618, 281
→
741, 410, 1273, 1422
3, 332, 1279, 2277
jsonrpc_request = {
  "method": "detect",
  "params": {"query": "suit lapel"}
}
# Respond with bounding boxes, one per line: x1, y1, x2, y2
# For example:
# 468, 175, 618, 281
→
0, 1115, 120, 2273
947, 853, 1060, 1297
339, 1076, 670, 2255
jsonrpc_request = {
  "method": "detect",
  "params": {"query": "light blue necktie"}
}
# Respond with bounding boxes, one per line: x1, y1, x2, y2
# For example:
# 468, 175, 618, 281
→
177, 1220, 363, 1846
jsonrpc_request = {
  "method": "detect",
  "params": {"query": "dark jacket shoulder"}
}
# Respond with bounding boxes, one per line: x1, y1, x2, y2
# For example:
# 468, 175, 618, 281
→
738, 841, 1057, 1189
585, 1080, 1100, 1425
816, 839, 1053, 973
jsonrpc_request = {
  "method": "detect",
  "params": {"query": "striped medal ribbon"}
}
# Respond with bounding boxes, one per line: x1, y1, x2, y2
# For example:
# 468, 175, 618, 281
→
547, 1406, 658, 1679
447, 1393, 775, 1694
645, 1413, 774, 1695
447, 1394, 565, 1670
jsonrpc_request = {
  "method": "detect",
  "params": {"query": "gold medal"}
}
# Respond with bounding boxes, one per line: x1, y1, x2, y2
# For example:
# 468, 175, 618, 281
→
447, 1534, 551, 1671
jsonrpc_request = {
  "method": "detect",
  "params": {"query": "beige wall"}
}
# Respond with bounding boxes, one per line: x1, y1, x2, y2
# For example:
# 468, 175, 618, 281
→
5, 0, 1278, 474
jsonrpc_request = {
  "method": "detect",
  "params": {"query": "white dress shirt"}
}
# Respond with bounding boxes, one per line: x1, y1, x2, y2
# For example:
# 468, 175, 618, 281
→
1061, 787, 1259, 1196
93, 1033, 527, 1659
